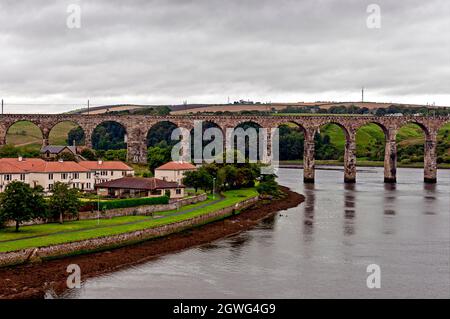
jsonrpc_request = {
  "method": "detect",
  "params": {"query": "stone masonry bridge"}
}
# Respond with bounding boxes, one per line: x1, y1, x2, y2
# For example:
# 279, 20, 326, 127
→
0, 114, 449, 184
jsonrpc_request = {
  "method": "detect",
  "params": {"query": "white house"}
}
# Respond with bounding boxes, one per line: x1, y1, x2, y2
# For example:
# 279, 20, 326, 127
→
0, 157, 134, 193
154, 161, 197, 184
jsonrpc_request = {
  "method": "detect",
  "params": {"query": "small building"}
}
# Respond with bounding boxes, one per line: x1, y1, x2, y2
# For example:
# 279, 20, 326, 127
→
95, 177, 185, 199
154, 161, 197, 184
40, 145, 77, 160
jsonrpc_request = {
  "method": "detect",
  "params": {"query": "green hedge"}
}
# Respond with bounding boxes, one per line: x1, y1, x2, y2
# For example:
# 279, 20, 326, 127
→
83, 196, 169, 211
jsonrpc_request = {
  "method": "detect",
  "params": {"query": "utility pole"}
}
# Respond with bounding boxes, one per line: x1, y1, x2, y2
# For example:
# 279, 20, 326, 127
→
361, 87, 364, 103
1, 99, 3, 115
87, 99, 90, 115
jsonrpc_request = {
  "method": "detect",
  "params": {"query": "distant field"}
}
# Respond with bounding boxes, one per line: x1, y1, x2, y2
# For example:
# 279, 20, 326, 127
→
5, 121, 78, 152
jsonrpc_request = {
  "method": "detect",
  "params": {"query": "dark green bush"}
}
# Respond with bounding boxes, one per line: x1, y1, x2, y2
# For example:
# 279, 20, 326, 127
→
80, 196, 169, 211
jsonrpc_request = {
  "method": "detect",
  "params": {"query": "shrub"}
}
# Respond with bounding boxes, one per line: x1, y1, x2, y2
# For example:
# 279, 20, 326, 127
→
81, 196, 169, 211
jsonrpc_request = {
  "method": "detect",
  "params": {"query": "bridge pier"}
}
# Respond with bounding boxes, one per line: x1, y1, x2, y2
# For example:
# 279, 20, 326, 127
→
42, 129, 49, 147
344, 134, 356, 183
384, 135, 397, 183
424, 138, 437, 183
303, 138, 315, 183
127, 142, 147, 164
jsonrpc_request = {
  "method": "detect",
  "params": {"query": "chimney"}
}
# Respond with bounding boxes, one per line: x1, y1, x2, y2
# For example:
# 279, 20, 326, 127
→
58, 158, 63, 163
98, 160, 103, 165
18, 156, 23, 162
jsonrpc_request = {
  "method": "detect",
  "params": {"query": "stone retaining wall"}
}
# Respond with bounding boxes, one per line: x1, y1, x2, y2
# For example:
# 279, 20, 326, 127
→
0, 195, 258, 267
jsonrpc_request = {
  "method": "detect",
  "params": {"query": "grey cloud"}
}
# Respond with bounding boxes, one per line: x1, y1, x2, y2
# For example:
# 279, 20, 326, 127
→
0, 0, 449, 113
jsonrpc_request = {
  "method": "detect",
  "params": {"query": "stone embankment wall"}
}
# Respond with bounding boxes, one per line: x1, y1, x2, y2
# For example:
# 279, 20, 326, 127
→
4, 194, 207, 227
0, 195, 258, 267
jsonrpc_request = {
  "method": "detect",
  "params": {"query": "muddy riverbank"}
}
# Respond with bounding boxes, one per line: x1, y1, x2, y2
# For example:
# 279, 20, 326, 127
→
0, 187, 304, 299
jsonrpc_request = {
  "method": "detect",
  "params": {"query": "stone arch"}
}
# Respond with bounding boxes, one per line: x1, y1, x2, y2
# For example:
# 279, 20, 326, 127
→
319, 120, 351, 141
399, 120, 431, 140
275, 120, 308, 136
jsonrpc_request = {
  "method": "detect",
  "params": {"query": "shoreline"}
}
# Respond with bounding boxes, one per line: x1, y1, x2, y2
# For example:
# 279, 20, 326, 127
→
279, 161, 450, 169
0, 186, 304, 299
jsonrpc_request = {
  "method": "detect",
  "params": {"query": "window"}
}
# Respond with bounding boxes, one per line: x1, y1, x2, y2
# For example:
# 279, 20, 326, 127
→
176, 189, 182, 195
73, 173, 79, 179
86, 183, 91, 189
150, 189, 162, 195
4, 174, 12, 181
87, 172, 91, 179
100, 170, 107, 176
110, 171, 114, 176
20, 174, 26, 181
48, 184, 53, 190
49, 173, 53, 180
61, 173, 67, 180
122, 171, 126, 176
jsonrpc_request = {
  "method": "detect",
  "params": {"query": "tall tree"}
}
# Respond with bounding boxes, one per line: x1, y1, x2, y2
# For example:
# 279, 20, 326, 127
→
48, 182, 81, 224
0, 182, 46, 232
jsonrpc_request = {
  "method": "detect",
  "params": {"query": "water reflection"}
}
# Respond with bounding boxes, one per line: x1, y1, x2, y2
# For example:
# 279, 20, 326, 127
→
423, 184, 437, 215
302, 183, 315, 237
343, 183, 356, 236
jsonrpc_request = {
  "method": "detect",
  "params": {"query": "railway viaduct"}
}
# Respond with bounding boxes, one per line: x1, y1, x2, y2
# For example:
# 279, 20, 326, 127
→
0, 114, 449, 184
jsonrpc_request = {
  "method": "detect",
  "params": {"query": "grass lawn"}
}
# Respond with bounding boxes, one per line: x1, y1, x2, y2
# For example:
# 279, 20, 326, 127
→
0, 188, 258, 253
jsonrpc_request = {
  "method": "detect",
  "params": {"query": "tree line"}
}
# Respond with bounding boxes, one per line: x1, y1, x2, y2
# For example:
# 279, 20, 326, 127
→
0, 182, 81, 232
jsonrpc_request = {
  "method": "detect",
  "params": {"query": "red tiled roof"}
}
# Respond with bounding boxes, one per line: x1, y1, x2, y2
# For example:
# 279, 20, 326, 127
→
78, 161, 133, 171
0, 158, 132, 173
155, 161, 196, 171
0, 158, 47, 172
40, 161, 89, 173
0, 161, 25, 173
95, 177, 184, 190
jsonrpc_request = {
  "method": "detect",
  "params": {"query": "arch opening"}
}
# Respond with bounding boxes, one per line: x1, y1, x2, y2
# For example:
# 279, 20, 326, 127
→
396, 123, 426, 166
49, 121, 85, 147
3, 121, 43, 158
232, 121, 263, 162
190, 121, 223, 162
437, 122, 450, 166
146, 121, 179, 173
314, 123, 347, 163
92, 121, 127, 161
355, 122, 387, 165
277, 122, 305, 163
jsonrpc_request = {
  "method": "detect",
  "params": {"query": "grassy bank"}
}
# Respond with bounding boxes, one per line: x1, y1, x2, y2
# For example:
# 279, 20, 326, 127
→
0, 188, 258, 253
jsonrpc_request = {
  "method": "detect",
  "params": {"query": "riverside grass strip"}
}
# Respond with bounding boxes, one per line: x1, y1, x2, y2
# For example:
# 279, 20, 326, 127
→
0, 188, 259, 253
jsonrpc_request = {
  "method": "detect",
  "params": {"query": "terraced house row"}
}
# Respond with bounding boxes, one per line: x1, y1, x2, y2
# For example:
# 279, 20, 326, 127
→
0, 157, 134, 193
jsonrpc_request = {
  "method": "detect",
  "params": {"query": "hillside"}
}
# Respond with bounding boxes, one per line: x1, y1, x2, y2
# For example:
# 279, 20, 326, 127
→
69, 101, 449, 115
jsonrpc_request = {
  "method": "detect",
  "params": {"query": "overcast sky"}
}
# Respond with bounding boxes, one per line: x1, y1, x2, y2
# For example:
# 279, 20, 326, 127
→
0, 0, 449, 113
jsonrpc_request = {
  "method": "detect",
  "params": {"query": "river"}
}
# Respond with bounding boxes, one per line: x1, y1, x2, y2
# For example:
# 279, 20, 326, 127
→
62, 167, 450, 299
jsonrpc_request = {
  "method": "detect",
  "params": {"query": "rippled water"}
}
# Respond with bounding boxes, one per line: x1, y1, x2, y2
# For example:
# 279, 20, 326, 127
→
63, 167, 450, 299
